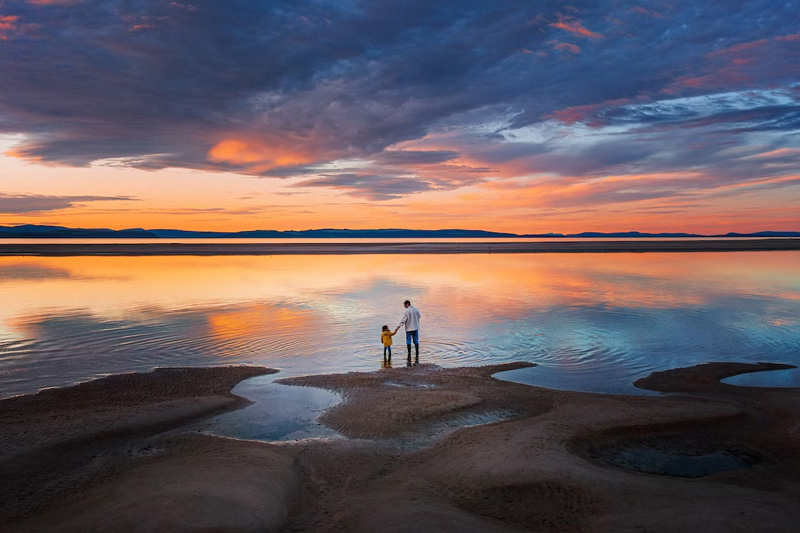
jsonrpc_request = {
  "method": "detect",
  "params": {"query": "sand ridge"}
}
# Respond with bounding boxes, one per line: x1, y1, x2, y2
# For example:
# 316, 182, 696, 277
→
0, 366, 277, 530
0, 366, 276, 458
282, 362, 800, 531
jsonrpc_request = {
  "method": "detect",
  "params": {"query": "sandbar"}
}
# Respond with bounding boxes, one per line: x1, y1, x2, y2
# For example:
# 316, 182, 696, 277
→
2, 361, 799, 532
2, 238, 800, 256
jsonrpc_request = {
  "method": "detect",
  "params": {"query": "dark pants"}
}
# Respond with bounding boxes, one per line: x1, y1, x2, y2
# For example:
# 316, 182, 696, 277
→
405, 330, 419, 363
383, 345, 391, 358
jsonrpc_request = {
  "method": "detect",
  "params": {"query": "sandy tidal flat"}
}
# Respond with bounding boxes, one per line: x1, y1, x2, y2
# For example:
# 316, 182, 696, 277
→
1, 361, 799, 532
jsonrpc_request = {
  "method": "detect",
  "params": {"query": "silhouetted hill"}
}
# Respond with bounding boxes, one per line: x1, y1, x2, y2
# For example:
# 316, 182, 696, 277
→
562, 231, 702, 238
0, 225, 158, 238
723, 231, 800, 237
151, 228, 520, 238
1, 225, 798, 239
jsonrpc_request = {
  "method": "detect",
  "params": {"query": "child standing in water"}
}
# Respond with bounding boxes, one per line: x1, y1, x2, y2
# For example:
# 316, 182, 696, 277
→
381, 325, 398, 362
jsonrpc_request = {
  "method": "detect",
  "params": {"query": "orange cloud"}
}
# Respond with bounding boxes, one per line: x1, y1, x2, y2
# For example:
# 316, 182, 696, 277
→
548, 40, 581, 54
390, 165, 800, 234
665, 35, 794, 92
26, 0, 85, 5
547, 97, 634, 125
744, 148, 800, 159
707, 39, 768, 57
0, 15, 19, 27
629, 6, 664, 18
208, 138, 315, 170
0, 15, 19, 39
549, 19, 604, 39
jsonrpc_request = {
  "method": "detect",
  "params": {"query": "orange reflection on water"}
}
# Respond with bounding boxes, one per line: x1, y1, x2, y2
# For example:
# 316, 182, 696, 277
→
206, 304, 315, 348
1, 252, 799, 336
2, 251, 799, 398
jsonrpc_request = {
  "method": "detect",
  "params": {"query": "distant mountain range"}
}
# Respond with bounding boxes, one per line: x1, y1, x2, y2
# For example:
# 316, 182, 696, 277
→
1, 224, 799, 239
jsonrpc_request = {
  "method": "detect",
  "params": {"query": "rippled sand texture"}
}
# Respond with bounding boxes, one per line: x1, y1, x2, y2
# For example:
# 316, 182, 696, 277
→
0, 366, 281, 532
282, 361, 800, 531
2, 361, 800, 532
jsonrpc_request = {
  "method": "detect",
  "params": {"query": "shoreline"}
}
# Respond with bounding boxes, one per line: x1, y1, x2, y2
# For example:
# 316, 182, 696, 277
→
0, 238, 799, 256
2, 362, 799, 531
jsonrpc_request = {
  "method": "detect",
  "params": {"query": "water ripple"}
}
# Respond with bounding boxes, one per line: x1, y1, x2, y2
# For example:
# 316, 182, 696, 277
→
2, 253, 799, 398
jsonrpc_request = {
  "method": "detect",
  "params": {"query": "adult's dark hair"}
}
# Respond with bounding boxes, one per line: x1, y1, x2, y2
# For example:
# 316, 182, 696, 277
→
403, 300, 411, 306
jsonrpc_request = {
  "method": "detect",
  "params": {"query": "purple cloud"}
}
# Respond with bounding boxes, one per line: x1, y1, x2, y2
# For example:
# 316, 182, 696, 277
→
293, 174, 434, 200
0, 193, 136, 214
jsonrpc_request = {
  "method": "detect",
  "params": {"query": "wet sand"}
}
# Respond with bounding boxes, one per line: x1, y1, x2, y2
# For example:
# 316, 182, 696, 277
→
2, 361, 799, 532
2, 238, 800, 256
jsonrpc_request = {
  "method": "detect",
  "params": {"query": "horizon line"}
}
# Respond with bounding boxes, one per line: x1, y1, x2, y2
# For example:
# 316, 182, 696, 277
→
1, 223, 799, 238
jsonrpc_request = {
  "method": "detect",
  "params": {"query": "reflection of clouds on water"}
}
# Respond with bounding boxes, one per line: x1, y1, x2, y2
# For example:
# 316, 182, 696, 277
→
179, 375, 343, 442
0, 263, 74, 282
0, 260, 128, 283
0, 301, 335, 397
1, 252, 799, 398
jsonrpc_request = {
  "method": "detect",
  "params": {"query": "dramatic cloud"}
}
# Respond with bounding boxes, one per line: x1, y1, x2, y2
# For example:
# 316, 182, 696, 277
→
0, 0, 798, 205
0, 193, 136, 213
294, 174, 434, 200
374, 150, 460, 165
549, 16, 604, 40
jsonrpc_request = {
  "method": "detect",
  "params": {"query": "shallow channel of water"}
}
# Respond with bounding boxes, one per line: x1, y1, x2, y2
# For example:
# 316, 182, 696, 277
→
722, 367, 800, 388
178, 375, 342, 441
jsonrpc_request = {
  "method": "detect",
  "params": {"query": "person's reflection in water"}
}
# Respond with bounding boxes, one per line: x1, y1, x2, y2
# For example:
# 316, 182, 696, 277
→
382, 358, 392, 369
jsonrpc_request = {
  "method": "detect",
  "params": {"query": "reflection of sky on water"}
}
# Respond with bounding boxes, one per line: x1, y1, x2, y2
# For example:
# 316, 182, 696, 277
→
722, 368, 800, 388
176, 375, 342, 442
0, 252, 798, 397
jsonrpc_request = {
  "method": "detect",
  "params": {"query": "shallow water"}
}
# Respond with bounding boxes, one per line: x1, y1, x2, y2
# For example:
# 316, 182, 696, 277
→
601, 447, 757, 478
722, 367, 800, 388
1, 252, 799, 398
178, 375, 342, 441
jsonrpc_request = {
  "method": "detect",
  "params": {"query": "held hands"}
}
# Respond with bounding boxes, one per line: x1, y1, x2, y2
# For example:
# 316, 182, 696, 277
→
394, 327, 399, 333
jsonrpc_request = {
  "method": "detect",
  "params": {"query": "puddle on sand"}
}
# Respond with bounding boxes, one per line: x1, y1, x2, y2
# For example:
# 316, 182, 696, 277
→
722, 367, 800, 388
385, 381, 438, 389
180, 373, 522, 449
381, 409, 523, 451
179, 374, 343, 442
163, 365, 527, 450
492, 366, 662, 397
593, 446, 759, 478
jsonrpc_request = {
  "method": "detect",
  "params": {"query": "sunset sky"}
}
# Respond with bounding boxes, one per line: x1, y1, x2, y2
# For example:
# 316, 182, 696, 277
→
0, 0, 798, 233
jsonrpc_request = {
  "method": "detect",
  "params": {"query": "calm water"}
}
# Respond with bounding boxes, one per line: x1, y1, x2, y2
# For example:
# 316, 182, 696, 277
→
1, 252, 799, 398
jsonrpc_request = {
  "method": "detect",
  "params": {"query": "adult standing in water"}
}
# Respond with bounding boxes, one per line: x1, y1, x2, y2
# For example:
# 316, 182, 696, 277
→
398, 299, 421, 366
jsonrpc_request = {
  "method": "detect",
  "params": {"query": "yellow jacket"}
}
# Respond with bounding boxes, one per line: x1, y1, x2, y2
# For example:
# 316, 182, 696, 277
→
381, 330, 396, 347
